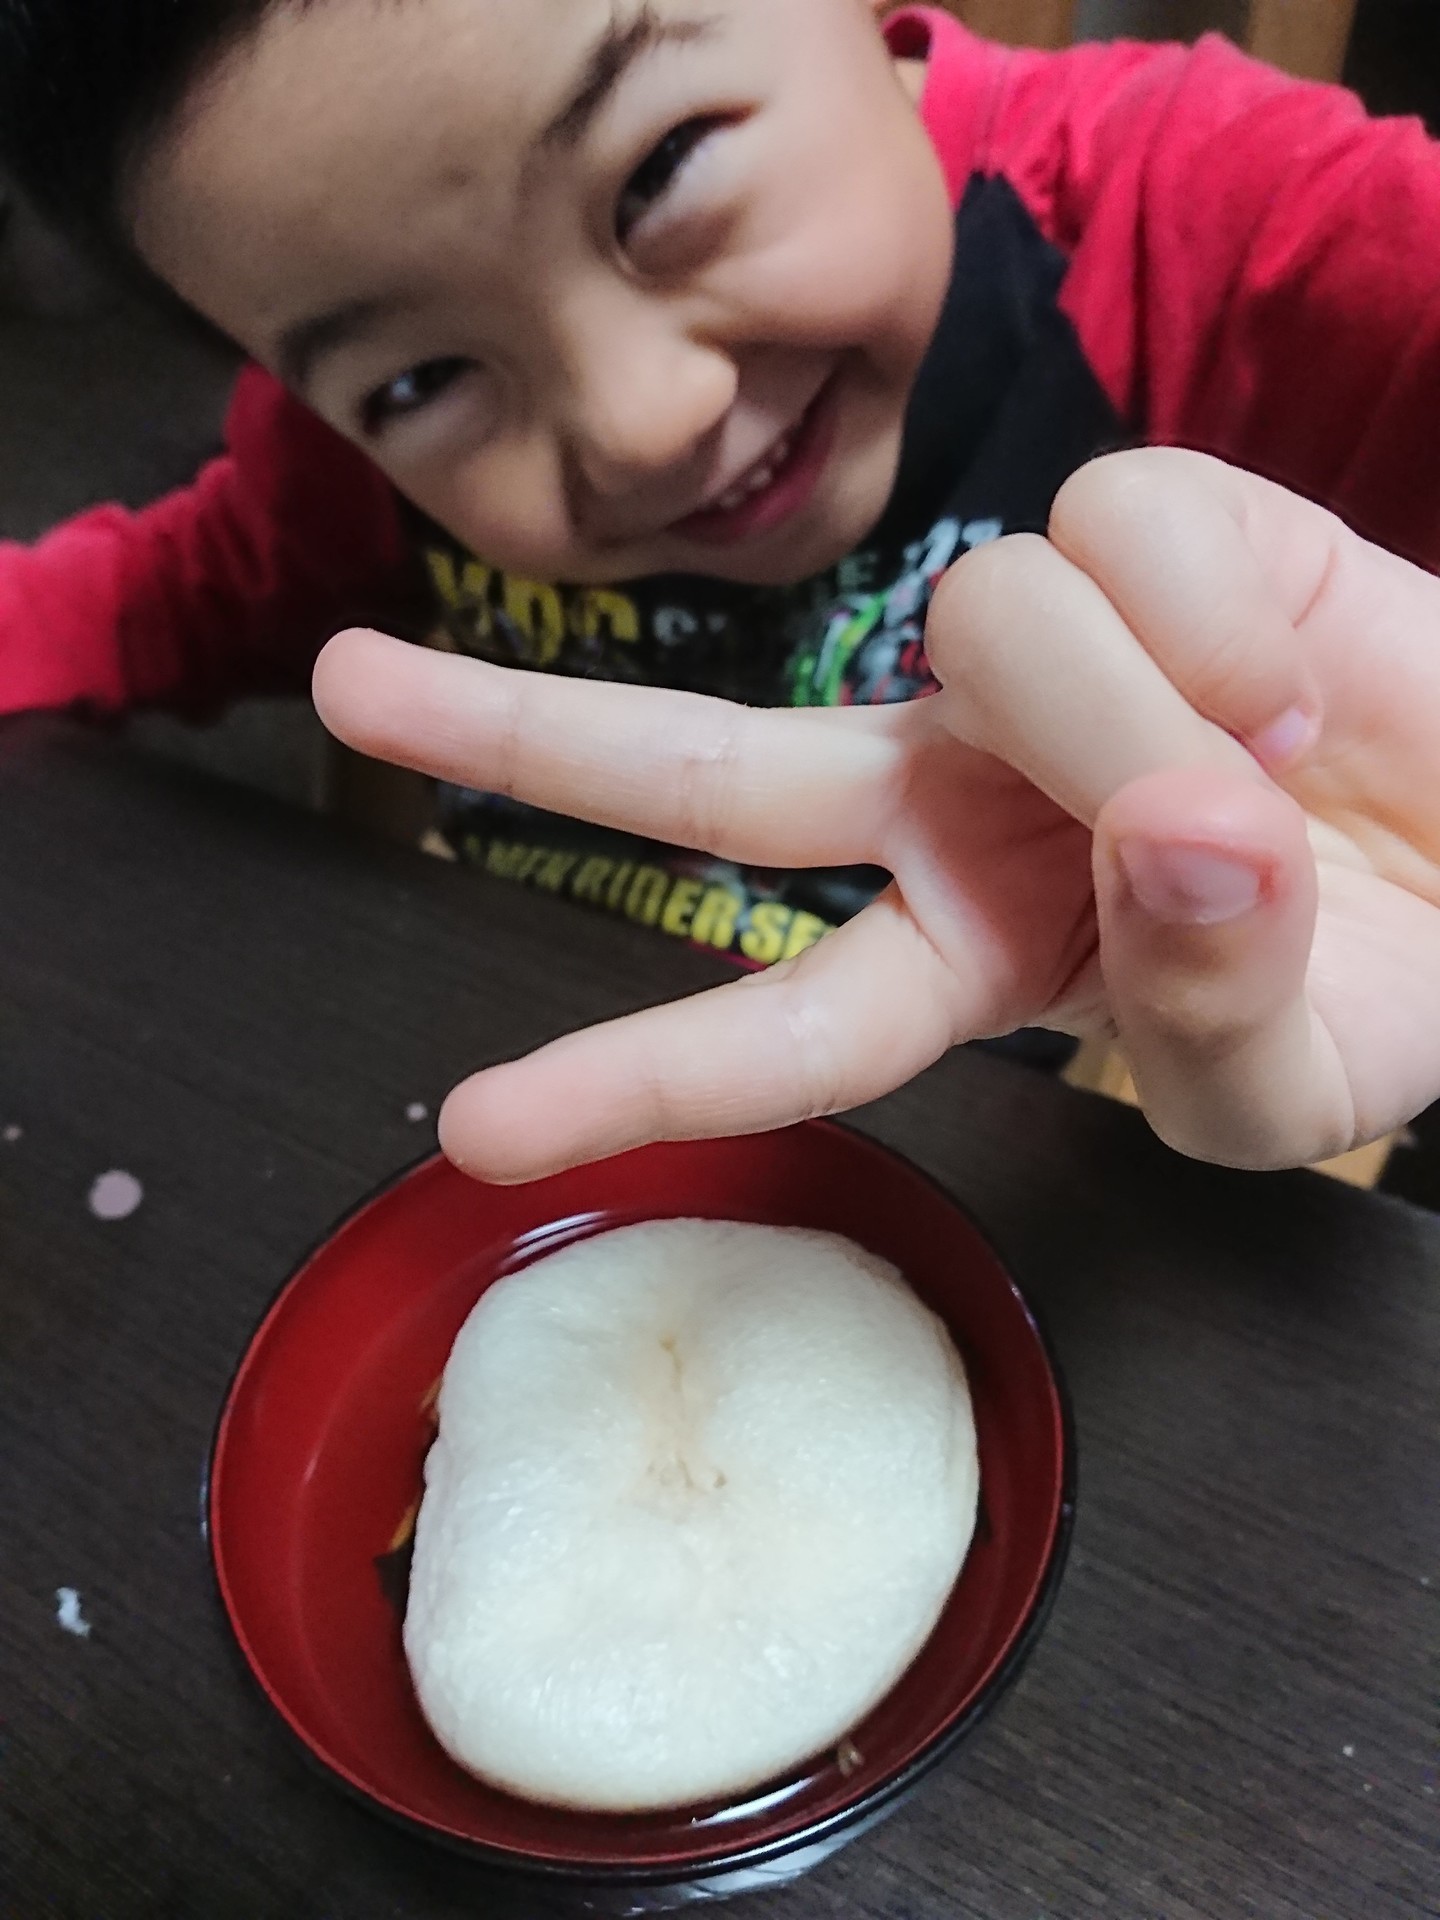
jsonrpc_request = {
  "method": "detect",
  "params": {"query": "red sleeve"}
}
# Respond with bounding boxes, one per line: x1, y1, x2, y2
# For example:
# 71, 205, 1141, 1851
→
914, 12, 1440, 570
0, 364, 426, 718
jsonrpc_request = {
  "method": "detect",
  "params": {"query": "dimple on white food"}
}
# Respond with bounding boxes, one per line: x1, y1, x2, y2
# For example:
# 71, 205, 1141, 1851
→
404, 1219, 979, 1812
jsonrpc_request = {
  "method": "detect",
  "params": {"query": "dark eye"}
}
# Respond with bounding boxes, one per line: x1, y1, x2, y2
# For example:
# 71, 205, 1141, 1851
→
361, 356, 472, 436
616, 116, 720, 243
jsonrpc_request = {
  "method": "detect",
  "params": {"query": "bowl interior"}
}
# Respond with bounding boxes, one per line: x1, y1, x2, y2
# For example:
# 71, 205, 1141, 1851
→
209, 1122, 1069, 1873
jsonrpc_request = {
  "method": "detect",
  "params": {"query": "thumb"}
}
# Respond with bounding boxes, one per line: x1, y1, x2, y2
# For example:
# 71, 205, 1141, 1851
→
1093, 767, 1353, 1170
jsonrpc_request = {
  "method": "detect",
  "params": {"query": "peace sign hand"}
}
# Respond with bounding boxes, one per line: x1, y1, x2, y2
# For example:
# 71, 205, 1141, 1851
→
314, 449, 1440, 1183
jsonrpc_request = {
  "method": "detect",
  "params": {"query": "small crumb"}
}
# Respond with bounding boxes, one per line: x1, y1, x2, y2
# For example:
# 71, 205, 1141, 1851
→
419, 829, 459, 863
387, 1498, 421, 1555
405, 1102, 429, 1124
1342, 1744, 1356, 1759
2, 1124, 21, 1143
836, 1739, 864, 1778
88, 1170, 143, 1221
1362, 1782, 1373, 1793
1421, 1576, 1432, 1588
56, 1588, 91, 1638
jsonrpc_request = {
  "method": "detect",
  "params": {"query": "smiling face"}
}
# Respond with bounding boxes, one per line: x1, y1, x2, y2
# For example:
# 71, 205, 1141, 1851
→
133, 0, 954, 587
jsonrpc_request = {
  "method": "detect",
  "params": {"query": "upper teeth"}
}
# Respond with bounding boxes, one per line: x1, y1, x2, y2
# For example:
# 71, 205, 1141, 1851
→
712, 428, 797, 513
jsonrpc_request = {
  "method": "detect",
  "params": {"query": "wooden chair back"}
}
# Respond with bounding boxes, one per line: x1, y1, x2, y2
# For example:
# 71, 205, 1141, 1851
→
937, 0, 1358, 80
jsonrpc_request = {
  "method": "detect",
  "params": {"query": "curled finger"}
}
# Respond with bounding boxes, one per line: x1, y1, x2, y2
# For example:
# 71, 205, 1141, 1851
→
925, 532, 1261, 830
1093, 765, 1351, 1168
1049, 448, 1326, 770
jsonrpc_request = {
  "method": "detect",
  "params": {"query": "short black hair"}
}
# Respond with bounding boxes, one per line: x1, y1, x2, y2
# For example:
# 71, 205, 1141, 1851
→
0, 0, 283, 255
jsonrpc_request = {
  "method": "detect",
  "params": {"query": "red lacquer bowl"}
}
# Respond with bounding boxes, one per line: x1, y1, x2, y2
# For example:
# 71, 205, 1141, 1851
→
208, 1122, 1074, 1907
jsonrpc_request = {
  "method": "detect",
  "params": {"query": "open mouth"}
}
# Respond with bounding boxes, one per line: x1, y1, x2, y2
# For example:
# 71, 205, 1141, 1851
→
669, 376, 840, 548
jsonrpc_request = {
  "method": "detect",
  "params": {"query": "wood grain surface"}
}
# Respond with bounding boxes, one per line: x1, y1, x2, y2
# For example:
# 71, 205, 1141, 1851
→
943, 1, 1077, 53
2, 719, 1435, 1920
1246, 0, 1359, 83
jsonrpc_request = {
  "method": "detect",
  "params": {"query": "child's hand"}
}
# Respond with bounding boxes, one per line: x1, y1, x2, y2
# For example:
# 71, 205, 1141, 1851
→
314, 448, 1440, 1183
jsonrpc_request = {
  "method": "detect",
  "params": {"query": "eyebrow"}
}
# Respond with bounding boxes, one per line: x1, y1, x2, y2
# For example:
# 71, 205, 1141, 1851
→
275, 7, 719, 398
276, 292, 411, 399
542, 4, 719, 151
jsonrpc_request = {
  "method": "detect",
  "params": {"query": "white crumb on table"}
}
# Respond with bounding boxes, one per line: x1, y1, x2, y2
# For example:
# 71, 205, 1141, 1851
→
87, 1170, 144, 1221
3, 1123, 21, 1143
1342, 1744, 1356, 1759
56, 1589, 92, 1637
419, 829, 459, 862
405, 1102, 429, 1124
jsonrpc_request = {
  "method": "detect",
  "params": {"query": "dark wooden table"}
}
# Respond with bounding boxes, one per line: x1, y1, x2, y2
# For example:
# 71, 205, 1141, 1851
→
2, 718, 1435, 1920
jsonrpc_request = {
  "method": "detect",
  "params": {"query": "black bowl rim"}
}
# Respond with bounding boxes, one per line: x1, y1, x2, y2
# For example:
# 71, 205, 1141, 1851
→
204, 1117, 1077, 1889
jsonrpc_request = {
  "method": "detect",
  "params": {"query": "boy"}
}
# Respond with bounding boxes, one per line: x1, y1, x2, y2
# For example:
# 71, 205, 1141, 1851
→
4, 1, 1440, 1178
3, 1, 1439, 966
313, 444, 1440, 1183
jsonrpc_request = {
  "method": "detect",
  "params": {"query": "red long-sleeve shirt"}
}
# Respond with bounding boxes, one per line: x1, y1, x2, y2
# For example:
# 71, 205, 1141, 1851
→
4, 9, 1440, 719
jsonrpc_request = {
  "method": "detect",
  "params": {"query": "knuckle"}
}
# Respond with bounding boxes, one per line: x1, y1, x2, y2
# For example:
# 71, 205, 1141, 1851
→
488, 676, 528, 798
670, 702, 745, 850
1181, 614, 1280, 728
768, 964, 846, 1121
1051, 446, 1198, 542
925, 534, 1049, 686
634, 1028, 689, 1144
1143, 1095, 1346, 1174
1153, 996, 1245, 1058
1126, 992, 1350, 1170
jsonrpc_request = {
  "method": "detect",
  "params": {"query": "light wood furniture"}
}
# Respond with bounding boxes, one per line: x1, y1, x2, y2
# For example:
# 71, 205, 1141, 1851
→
950, 0, 1076, 50
944, 0, 1360, 81
1246, 0, 1360, 81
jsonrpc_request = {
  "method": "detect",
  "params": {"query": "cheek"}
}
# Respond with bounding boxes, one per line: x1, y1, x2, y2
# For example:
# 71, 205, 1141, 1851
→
399, 443, 579, 578
722, 123, 951, 366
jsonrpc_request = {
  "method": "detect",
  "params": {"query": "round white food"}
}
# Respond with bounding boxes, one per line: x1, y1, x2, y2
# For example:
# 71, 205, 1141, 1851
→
404, 1219, 978, 1812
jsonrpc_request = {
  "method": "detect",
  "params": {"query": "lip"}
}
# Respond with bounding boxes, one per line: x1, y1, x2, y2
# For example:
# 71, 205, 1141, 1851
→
668, 376, 841, 549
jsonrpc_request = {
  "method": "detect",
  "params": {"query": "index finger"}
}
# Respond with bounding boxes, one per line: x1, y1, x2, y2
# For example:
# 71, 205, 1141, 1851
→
313, 627, 914, 870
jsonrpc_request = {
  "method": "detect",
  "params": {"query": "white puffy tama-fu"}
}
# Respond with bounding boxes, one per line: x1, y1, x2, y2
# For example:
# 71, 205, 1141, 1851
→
404, 1219, 979, 1812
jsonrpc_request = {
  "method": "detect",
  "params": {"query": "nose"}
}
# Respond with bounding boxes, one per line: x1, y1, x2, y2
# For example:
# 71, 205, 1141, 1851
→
561, 308, 737, 505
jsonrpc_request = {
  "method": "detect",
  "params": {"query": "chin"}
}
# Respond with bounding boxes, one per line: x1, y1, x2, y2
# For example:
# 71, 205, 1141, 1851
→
694, 531, 868, 588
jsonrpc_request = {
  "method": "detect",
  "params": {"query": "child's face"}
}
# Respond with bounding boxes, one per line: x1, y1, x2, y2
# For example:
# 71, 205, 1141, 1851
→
135, 0, 953, 587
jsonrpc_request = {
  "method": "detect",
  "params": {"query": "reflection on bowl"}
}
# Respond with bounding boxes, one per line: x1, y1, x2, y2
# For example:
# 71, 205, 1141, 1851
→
208, 1121, 1074, 1912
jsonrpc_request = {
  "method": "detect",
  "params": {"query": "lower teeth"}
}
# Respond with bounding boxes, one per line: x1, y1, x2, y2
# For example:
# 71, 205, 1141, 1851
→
717, 434, 793, 513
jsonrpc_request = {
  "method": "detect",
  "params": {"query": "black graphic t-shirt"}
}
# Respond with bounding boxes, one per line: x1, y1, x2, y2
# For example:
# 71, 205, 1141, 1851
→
420, 174, 1124, 963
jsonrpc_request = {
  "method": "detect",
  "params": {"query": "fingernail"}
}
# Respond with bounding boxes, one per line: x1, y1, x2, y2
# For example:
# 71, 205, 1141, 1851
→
1117, 841, 1262, 925
1249, 703, 1319, 770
